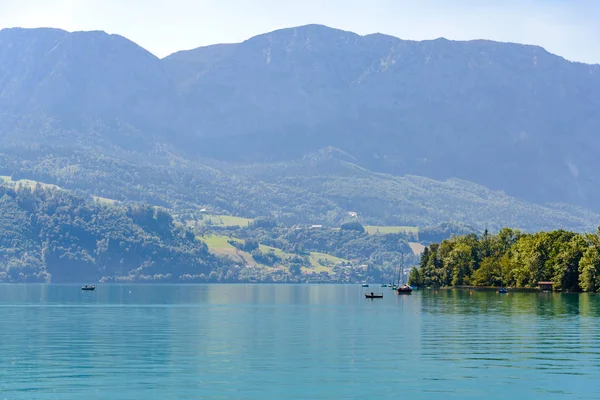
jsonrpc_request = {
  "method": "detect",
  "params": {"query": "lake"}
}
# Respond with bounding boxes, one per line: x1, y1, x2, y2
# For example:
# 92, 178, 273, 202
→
0, 285, 599, 399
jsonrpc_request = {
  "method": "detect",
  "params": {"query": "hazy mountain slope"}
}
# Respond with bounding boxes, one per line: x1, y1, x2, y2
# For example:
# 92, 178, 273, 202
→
2, 148, 597, 232
0, 27, 176, 151
217, 150, 600, 232
164, 43, 238, 90
165, 25, 600, 210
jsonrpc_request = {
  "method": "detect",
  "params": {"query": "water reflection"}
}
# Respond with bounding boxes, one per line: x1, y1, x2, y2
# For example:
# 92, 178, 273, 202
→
419, 288, 600, 318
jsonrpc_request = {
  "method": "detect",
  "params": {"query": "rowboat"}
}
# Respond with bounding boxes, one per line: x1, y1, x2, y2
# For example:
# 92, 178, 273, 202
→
365, 292, 383, 299
81, 285, 96, 291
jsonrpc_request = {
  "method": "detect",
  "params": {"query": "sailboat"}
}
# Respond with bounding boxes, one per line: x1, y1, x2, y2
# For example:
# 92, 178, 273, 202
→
396, 257, 412, 294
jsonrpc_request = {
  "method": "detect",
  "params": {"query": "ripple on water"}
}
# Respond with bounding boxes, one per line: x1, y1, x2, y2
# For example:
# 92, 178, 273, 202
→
0, 285, 599, 399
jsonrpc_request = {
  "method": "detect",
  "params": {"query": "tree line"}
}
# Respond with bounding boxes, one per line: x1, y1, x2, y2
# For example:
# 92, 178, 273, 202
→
408, 228, 600, 292
0, 184, 232, 283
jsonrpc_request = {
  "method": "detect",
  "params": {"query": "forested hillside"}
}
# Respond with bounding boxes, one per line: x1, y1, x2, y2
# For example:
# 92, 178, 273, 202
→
1, 150, 598, 232
410, 228, 600, 292
0, 184, 423, 283
0, 185, 226, 282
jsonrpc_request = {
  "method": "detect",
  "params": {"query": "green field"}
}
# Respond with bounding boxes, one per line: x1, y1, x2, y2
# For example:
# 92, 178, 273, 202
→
365, 225, 419, 235
200, 235, 242, 249
198, 235, 259, 266
309, 252, 345, 267
194, 214, 253, 227
1, 176, 120, 206
259, 244, 292, 258
199, 235, 344, 275
258, 245, 338, 274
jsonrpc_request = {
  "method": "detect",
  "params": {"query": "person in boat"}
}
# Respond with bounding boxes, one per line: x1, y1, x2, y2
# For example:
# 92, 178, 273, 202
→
370, 292, 374, 296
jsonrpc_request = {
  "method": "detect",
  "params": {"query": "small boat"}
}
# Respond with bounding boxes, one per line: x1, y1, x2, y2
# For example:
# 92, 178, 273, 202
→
365, 292, 383, 299
381, 284, 388, 287
498, 276, 508, 294
361, 283, 369, 287
395, 258, 412, 294
81, 285, 96, 291
396, 284, 413, 294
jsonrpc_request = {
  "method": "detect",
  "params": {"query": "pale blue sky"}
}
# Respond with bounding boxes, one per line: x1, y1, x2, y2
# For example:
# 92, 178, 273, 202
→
1, 0, 599, 63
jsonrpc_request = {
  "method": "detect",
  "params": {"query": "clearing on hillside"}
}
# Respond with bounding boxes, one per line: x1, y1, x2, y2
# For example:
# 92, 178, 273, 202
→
408, 242, 426, 255
199, 235, 275, 269
365, 225, 419, 235
1, 175, 60, 190
1, 176, 119, 205
194, 214, 252, 227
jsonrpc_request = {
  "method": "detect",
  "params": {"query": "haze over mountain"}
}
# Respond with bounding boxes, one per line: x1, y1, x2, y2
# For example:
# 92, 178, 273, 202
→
1, 24, 599, 232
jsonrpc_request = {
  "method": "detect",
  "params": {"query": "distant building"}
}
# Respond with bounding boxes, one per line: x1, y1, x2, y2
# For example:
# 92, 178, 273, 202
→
348, 212, 357, 217
539, 281, 554, 291
310, 225, 323, 229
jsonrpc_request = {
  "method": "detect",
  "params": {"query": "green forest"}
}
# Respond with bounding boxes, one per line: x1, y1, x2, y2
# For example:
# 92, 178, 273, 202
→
0, 184, 234, 283
409, 228, 600, 292
0, 184, 428, 283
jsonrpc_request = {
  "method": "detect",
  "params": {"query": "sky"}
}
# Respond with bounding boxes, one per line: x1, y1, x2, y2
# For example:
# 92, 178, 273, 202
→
1, 0, 599, 63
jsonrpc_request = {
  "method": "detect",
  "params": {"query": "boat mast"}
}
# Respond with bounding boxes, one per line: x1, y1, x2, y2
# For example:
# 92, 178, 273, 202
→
398, 254, 403, 286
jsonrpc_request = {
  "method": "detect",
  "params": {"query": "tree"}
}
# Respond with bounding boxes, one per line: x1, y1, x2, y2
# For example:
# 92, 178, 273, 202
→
243, 239, 259, 251
251, 217, 277, 229
340, 221, 365, 232
550, 235, 585, 292
579, 235, 600, 293
446, 243, 473, 286
408, 267, 421, 286
472, 257, 501, 286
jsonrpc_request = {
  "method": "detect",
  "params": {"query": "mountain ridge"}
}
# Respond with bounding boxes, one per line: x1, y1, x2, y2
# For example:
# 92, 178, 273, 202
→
164, 23, 575, 64
1, 24, 600, 232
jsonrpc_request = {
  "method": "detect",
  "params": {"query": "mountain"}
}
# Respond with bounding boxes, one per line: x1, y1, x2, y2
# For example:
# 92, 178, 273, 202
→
0, 25, 599, 233
0, 27, 176, 151
164, 24, 600, 209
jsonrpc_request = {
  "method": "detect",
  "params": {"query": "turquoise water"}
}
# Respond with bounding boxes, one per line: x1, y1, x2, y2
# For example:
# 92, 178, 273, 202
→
0, 285, 599, 399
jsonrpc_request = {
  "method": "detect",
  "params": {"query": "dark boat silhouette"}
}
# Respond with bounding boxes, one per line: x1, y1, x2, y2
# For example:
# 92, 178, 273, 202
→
395, 256, 413, 294
396, 284, 413, 294
81, 285, 95, 291
365, 292, 383, 299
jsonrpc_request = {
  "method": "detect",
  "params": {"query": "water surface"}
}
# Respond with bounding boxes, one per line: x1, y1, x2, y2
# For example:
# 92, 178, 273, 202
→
0, 285, 599, 399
